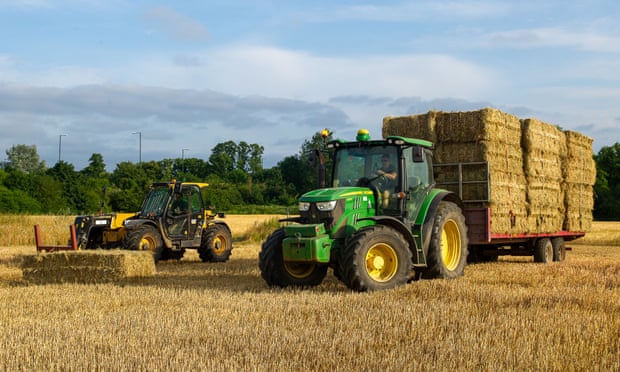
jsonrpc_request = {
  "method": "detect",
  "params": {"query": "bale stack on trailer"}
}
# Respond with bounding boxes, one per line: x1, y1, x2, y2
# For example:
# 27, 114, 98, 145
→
564, 130, 596, 232
521, 118, 567, 233
383, 107, 596, 234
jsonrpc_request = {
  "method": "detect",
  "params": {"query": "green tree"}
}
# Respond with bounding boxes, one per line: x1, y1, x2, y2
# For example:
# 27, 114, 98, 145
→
5, 144, 46, 174
594, 143, 620, 220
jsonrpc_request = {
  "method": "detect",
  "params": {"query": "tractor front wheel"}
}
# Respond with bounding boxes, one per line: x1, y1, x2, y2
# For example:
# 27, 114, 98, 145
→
199, 224, 233, 262
340, 225, 411, 291
258, 228, 328, 287
124, 224, 164, 262
422, 201, 468, 279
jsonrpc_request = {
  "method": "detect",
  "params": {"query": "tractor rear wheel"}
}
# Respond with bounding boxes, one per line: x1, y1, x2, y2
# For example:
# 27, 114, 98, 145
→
422, 201, 468, 279
124, 224, 164, 262
534, 238, 553, 263
258, 228, 328, 287
199, 224, 233, 262
340, 225, 411, 291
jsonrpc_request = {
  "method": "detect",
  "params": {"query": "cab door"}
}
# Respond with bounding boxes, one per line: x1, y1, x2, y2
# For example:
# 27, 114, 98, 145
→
165, 185, 204, 239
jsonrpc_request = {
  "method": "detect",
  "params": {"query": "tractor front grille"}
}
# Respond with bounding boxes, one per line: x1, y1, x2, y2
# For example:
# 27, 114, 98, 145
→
299, 200, 344, 230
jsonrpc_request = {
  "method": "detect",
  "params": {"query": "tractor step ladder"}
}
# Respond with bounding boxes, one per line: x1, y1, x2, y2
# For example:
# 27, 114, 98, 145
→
34, 224, 78, 252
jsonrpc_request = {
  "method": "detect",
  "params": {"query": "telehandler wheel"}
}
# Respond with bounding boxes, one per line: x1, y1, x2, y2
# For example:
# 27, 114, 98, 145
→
423, 201, 468, 279
534, 238, 553, 263
551, 237, 566, 262
199, 224, 233, 262
124, 224, 164, 262
340, 225, 411, 291
258, 228, 328, 287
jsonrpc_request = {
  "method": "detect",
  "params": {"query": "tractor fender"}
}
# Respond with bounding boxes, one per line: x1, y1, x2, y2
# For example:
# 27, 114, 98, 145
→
417, 190, 464, 256
357, 215, 420, 264
203, 220, 232, 238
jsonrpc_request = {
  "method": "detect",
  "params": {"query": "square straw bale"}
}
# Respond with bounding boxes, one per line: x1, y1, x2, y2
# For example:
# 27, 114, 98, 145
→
21, 250, 156, 284
382, 111, 438, 143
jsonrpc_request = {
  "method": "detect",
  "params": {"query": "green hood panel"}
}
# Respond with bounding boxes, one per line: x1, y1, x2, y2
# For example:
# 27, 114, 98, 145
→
299, 187, 374, 202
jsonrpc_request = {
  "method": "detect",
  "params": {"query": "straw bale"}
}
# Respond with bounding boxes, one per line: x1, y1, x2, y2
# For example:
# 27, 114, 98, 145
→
521, 118, 565, 180
382, 111, 438, 143
564, 130, 596, 185
435, 108, 521, 144
21, 250, 156, 284
563, 183, 594, 232
383, 108, 596, 234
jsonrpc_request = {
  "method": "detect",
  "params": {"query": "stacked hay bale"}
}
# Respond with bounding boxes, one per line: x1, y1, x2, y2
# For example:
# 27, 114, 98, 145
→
383, 108, 595, 234
21, 250, 156, 284
382, 111, 438, 143
564, 131, 596, 231
521, 118, 566, 233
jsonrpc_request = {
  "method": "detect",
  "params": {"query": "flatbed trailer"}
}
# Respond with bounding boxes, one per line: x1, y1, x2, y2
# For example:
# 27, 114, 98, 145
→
464, 207, 584, 262
435, 161, 586, 263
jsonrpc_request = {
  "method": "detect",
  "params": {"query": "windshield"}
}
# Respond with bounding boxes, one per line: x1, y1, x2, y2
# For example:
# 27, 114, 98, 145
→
332, 146, 398, 187
141, 187, 170, 217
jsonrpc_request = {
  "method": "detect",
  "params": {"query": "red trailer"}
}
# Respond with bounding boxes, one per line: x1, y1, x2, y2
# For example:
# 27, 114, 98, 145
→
435, 161, 587, 263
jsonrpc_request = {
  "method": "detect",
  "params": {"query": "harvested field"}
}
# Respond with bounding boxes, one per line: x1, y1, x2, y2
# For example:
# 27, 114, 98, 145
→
383, 108, 596, 234
0, 219, 618, 370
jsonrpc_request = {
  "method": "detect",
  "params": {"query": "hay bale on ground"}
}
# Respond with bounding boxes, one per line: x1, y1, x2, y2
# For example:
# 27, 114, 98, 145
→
21, 250, 156, 284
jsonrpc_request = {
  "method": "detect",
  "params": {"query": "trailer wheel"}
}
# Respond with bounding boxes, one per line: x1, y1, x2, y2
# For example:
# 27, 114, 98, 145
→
340, 225, 412, 291
534, 238, 553, 263
551, 237, 566, 262
124, 225, 164, 262
258, 228, 328, 287
423, 201, 468, 279
199, 224, 233, 262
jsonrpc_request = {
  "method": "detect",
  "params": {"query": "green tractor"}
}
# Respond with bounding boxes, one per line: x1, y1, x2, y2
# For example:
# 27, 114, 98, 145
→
73, 180, 233, 263
259, 129, 468, 291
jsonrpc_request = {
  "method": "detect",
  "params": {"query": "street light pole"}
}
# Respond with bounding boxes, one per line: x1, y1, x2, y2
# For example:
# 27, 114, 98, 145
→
132, 131, 142, 163
181, 148, 189, 173
58, 134, 66, 163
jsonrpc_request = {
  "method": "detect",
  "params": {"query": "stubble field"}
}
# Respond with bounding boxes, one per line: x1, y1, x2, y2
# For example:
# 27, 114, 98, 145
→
0, 215, 618, 370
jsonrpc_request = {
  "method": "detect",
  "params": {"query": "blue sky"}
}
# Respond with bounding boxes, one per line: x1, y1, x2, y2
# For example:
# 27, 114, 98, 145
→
1, 0, 618, 171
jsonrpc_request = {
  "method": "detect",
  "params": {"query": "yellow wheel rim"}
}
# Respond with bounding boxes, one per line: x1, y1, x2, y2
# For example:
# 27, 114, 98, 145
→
441, 219, 462, 271
211, 234, 228, 254
365, 243, 398, 282
284, 262, 316, 279
139, 236, 156, 252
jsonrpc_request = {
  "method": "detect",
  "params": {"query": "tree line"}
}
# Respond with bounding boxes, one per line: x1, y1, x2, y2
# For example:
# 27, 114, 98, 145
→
1, 133, 619, 220
0, 132, 330, 215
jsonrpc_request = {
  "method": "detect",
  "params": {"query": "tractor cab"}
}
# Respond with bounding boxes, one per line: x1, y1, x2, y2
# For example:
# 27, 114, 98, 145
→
328, 130, 435, 221
137, 181, 207, 241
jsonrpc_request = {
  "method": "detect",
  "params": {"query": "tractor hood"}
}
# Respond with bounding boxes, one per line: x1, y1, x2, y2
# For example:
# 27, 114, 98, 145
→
299, 187, 374, 203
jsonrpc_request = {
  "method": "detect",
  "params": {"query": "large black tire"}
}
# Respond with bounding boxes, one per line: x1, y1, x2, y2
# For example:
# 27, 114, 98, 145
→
199, 224, 233, 262
124, 224, 164, 262
258, 228, 328, 287
552, 237, 566, 262
534, 238, 553, 263
340, 225, 412, 291
422, 201, 468, 279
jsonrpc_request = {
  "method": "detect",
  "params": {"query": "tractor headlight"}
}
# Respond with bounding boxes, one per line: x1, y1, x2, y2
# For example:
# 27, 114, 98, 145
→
316, 200, 337, 211
299, 202, 310, 212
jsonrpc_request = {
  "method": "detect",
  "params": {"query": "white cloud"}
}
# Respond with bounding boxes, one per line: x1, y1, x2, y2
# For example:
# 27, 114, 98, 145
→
143, 5, 209, 41
485, 27, 620, 52
121, 45, 498, 102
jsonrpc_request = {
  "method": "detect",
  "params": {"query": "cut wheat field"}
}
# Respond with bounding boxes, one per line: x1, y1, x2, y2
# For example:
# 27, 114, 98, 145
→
0, 216, 618, 371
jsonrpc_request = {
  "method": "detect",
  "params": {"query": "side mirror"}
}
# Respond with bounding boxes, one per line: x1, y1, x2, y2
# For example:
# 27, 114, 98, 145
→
412, 146, 424, 163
